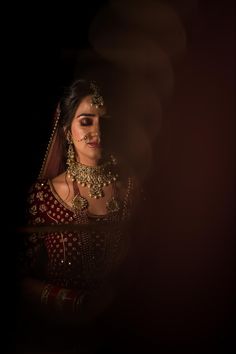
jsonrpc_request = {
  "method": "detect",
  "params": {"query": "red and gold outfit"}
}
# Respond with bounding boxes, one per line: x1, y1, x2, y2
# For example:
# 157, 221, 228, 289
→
17, 81, 142, 353
25, 178, 134, 292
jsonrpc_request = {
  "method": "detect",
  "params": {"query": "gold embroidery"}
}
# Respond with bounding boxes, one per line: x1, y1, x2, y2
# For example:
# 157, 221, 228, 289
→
29, 205, 37, 215
28, 177, 136, 290
35, 217, 45, 224
39, 204, 47, 212
36, 191, 44, 201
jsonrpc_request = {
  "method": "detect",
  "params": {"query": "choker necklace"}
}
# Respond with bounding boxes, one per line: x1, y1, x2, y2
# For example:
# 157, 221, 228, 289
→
67, 159, 119, 199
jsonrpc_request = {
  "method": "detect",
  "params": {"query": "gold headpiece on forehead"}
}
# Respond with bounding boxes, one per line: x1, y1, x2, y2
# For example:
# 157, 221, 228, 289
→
90, 81, 104, 108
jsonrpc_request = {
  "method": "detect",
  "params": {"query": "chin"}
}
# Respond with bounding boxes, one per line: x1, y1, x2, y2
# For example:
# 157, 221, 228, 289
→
89, 152, 102, 162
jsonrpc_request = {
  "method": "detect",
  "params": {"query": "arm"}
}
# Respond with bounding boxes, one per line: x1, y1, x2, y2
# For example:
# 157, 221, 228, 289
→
19, 233, 113, 326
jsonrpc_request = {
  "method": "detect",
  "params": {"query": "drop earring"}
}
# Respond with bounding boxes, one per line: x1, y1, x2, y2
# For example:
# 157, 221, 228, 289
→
66, 132, 76, 173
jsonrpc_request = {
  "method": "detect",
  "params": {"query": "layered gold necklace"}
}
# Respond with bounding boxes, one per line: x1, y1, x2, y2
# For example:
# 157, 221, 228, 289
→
67, 159, 119, 199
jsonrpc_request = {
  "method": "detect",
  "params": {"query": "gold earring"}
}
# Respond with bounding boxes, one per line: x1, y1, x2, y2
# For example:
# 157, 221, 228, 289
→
66, 133, 76, 168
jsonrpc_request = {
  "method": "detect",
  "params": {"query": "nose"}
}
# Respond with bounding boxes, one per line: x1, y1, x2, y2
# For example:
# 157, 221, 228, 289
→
84, 117, 101, 143
93, 117, 101, 136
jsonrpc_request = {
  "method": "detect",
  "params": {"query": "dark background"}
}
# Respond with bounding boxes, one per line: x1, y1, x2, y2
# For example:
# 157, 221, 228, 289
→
8, 0, 235, 353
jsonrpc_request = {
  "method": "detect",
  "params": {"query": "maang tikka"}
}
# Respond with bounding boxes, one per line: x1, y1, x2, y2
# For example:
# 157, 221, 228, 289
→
90, 81, 104, 108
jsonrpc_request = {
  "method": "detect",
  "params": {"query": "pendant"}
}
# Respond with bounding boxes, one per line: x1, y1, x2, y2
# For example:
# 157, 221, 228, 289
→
106, 197, 120, 213
72, 194, 89, 212
89, 184, 104, 199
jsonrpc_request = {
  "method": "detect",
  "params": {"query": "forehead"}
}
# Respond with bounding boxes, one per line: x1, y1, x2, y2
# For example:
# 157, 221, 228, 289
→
75, 95, 106, 116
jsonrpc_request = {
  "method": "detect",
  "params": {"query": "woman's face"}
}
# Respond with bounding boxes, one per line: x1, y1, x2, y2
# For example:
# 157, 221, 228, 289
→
70, 95, 109, 166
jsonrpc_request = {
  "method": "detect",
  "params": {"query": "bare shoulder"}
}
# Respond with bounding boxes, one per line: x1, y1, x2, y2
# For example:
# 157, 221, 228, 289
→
51, 172, 73, 201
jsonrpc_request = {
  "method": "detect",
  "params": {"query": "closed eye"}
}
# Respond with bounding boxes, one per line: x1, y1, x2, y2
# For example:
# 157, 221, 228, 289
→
80, 117, 93, 126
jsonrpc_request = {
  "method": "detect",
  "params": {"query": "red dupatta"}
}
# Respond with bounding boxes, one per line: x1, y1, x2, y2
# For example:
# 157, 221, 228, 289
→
38, 104, 65, 180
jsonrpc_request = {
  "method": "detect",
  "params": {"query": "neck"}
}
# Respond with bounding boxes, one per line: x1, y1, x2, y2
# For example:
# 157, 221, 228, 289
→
78, 157, 101, 167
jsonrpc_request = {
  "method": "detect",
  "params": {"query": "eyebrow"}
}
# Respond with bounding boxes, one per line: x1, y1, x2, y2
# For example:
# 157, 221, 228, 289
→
76, 113, 110, 119
77, 113, 96, 118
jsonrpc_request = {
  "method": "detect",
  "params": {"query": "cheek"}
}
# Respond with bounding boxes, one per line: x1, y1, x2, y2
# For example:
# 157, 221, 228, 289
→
71, 125, 87, 141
